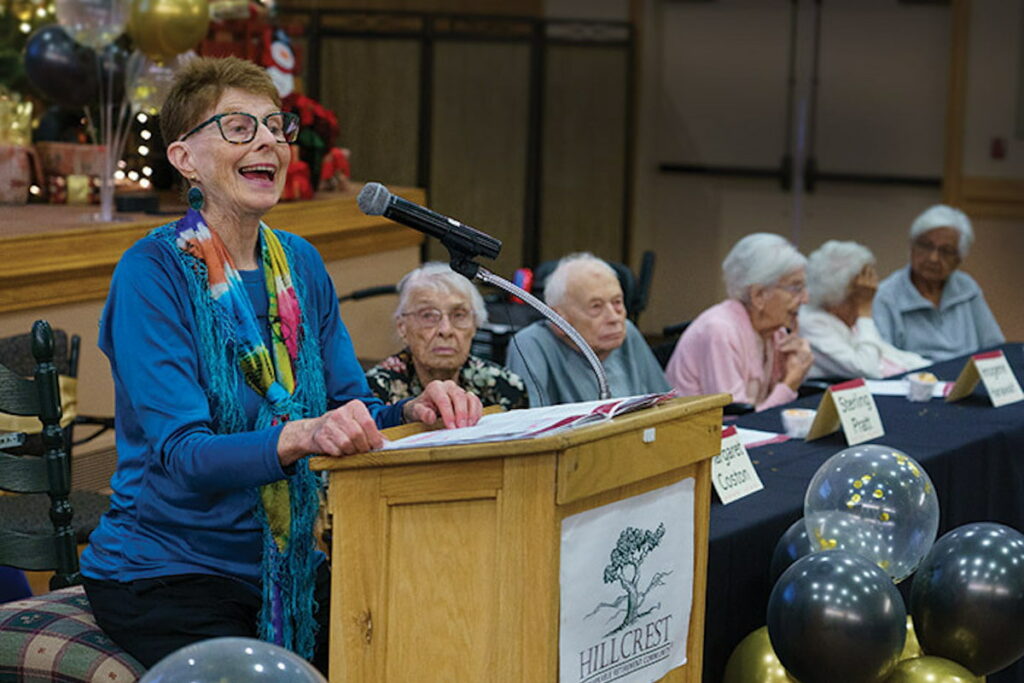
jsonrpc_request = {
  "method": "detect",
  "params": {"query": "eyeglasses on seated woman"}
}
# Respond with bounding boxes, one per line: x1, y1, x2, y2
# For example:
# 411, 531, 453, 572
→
366, 262, 528, 412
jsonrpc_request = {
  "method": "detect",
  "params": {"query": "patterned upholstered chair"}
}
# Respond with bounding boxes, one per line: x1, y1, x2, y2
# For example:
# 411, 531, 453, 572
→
0, 586, 144, 682
0, 320, 144, 682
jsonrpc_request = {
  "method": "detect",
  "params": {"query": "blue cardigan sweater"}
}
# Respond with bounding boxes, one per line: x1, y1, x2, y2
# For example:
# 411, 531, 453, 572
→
81, 227, 402, 587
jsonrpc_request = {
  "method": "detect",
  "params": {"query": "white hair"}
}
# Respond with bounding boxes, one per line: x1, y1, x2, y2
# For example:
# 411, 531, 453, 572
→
394, 262, 487, 324
722, 233, 807, 303
806, 240, 875, 308
544, 252, 619, 308
909, 204, 973, 258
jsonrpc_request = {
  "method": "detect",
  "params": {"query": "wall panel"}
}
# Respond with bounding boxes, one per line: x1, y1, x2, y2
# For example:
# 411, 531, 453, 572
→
320, 38, 422, 186
539, 44, 628, 263
429, 42, 531, 275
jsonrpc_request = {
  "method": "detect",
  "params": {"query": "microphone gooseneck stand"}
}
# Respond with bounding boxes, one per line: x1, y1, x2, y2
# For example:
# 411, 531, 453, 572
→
356, 181, 610, 401
447, 256, 611, 401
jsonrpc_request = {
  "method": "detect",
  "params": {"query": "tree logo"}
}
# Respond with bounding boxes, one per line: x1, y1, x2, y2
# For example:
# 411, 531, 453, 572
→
585, 522, 672, 637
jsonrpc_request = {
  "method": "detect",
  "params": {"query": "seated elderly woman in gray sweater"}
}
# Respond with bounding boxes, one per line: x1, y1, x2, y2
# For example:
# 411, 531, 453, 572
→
874, 204, 1004, 361
799, 240, 928, 380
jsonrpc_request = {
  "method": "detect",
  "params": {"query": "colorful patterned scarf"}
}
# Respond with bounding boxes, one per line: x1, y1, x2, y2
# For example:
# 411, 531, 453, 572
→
158, 208, 324, 658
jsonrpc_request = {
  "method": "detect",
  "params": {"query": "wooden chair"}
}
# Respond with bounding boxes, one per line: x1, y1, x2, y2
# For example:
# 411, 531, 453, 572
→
0, 320, 145, 682
0, 320, 80, 589
0, 324, 112, 555
0, 325, 114, 457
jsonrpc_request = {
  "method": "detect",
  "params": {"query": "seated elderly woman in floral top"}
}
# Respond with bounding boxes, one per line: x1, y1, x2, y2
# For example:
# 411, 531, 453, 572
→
366, 262, 528, 411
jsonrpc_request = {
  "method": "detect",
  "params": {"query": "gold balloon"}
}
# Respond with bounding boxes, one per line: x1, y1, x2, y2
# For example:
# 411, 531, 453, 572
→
10, 0, 35, 22
724, 626, 800, 683
884, 656, 985, 683
900, 616, 923, 661
128, 0, 209, 63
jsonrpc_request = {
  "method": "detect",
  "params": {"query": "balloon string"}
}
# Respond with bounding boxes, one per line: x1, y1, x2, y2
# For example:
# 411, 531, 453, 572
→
101, 51, 114, 222
111, 59, 134, 188
112, 51, 146, 177
83, 107, 97, 151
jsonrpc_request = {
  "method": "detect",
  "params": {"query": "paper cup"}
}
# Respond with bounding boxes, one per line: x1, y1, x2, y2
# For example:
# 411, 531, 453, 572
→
907, 372, 938, 402
781, 408, 816, 438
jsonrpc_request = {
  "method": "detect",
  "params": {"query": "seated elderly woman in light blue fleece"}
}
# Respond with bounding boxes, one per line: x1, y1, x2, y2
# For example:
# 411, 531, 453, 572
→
873, 204, 1004, 362
799, 240, 928, 380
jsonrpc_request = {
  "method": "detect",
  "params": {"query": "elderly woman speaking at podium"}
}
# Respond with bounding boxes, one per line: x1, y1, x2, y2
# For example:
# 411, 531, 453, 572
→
79, 57, 481, 673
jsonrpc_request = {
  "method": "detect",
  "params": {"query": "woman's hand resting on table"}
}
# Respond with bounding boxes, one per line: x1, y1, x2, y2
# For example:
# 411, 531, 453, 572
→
402, 379, 483, 430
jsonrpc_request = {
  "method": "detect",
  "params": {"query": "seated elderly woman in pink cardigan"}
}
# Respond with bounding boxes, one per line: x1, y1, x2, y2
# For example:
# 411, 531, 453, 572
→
665, 233, 814, 411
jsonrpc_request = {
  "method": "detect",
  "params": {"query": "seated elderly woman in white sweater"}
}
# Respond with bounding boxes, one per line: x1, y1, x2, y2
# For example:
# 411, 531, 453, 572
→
798, 240, 929, 380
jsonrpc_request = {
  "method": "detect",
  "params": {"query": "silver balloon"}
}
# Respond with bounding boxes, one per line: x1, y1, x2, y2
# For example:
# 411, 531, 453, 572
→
910, 522, 1024, 676
768, 550, 906, 683
55, 0, 129, 49
139, 637, 326, 682
804, 444, 939, 582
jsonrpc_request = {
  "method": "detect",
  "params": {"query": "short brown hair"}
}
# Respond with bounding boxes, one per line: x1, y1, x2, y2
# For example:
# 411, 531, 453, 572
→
160, 56, 282, 146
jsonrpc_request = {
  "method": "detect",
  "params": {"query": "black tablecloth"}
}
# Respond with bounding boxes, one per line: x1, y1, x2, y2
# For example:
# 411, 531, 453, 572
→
703, 344, 1024, 683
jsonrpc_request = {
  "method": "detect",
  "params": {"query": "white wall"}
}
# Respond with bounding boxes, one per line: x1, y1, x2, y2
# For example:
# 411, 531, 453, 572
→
630, 0, 1024, 343
964, 0, 1024, 177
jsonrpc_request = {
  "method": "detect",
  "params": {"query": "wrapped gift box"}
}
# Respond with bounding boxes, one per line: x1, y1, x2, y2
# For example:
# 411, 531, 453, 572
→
0, 145, 41, 205
35, 143, 107, 178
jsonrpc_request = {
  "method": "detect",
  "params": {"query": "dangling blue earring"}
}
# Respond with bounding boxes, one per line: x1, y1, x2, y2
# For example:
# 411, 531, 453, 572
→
187, 183, 204, 211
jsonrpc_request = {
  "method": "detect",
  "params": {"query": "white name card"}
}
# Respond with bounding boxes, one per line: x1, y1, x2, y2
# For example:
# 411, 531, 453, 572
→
806, 378, 885, 445
712, 426, 764, 504
945, 350, 1024, 407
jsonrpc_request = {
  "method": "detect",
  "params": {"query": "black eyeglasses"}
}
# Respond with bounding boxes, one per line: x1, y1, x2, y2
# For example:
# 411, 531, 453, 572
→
179, 111, 300, 144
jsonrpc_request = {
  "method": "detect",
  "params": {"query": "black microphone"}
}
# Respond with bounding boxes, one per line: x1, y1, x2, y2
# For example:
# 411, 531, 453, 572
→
357, 182, 502, 261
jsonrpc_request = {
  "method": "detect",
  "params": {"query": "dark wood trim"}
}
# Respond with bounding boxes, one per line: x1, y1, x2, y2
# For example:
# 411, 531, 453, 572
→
621, 22, 636, 265
943, 0, 969, 205
523, 20, 545, 268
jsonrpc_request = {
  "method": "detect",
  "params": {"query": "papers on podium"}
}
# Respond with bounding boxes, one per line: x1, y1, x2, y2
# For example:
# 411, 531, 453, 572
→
380, 392, 674, 451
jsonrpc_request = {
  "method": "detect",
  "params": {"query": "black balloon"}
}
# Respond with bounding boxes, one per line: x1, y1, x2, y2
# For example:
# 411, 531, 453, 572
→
910, 522, 1024, 676
769, 518, 815, 585
23, 25, 98, 107
768, 550, 906, 683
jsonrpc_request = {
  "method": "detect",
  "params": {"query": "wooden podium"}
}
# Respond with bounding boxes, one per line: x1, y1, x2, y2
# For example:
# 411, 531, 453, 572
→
310, 394, 729, 682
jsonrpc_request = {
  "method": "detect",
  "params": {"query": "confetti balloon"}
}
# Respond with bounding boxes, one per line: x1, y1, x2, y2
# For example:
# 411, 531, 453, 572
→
804, 444, 939, 582
127, 50, 195, 114
910, 523, 1024, 676
768, 551, 906, 683
55, 0, 129, 49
